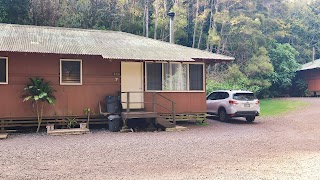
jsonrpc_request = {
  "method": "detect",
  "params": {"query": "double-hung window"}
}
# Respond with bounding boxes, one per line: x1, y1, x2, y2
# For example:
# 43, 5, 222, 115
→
0, 57, 8, 84
60, 59, 82, 85
146, 62, 204, 91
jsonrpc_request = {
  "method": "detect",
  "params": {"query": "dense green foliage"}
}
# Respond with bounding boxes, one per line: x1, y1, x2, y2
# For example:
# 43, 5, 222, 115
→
0, 0, 319, 97
260, 99, 309, 117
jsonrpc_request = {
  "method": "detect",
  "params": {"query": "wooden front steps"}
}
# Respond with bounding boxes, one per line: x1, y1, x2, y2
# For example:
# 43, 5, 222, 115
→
156, 117, 175, 128
121, 111, 175, 129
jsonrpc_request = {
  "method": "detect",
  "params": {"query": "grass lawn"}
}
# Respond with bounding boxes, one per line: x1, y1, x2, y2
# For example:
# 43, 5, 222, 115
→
260, 99, 309, 117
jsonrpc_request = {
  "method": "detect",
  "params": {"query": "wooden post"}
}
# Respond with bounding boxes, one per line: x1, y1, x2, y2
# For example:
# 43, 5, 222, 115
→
126, 92, 130, 113
152, 92, 156, 112
1, 120, 4, 133
172, 102, 176, 127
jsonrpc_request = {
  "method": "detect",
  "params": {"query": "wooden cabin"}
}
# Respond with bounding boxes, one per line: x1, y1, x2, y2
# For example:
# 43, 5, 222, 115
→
298, 59, 320, 96
0, 23, 234, 132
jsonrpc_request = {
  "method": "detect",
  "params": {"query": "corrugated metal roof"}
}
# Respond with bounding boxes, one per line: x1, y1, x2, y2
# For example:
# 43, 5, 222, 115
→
298, 59, 320, 71
0, 23, 234, 62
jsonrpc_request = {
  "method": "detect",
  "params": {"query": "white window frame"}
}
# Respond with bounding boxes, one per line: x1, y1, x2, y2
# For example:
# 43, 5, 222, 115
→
60, 59, 82, 85
0, 57, 8, 85
145, 62, 205, 92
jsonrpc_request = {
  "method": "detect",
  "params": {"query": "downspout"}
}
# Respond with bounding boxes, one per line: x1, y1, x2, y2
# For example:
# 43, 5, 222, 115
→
167, 11, 176, 126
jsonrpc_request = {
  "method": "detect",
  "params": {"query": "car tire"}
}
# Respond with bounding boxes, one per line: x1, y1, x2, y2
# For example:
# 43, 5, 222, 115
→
218, 109, 229, 122
246, 116, 255, 122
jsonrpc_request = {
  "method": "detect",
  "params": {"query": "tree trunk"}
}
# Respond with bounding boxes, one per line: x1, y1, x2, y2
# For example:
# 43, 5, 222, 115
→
161, 0, 167, 41
153, 0, 159, 39
192, 0, 199, 48
145, 0, 149, 38
197, 21, 204, 49
206, 0, 214, 51
209, 0, 220, 52
217, 20, 225, 54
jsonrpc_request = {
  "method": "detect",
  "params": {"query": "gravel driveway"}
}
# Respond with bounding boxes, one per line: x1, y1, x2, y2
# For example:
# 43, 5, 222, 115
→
1, 98, 320, 179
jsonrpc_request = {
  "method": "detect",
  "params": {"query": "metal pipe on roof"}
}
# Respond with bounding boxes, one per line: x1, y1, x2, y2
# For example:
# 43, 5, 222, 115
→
168, 12, 175, 44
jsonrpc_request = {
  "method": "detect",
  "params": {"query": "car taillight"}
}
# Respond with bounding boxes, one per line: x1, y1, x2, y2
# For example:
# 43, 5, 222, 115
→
229, 99, 238, 105
256, 100, 260, 105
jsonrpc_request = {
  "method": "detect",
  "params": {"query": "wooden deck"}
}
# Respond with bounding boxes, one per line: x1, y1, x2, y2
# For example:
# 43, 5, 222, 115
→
0, 116, 107, 133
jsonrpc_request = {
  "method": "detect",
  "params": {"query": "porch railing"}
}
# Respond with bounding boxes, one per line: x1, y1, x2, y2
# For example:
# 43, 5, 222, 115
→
121, 91, 176, 125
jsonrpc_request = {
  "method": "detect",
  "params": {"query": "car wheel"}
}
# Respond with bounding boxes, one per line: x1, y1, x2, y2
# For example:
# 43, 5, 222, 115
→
246, 116, 255, 122
218, 109, 229, 122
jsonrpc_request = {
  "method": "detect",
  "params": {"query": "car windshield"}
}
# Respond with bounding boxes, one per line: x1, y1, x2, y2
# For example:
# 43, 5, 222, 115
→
233, 93, 256, 101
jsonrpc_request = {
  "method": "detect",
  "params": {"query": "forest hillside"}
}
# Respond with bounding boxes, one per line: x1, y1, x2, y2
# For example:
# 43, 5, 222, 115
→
0, 0, 319, 97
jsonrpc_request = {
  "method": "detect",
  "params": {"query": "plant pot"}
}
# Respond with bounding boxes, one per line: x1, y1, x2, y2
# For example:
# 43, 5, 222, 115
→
46, 124, 55, 132
80, 123, 87, 129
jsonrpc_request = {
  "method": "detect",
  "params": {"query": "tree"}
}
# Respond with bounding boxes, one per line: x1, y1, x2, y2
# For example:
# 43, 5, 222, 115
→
244, 47, 274, 94
0, 0, 30, 24
22, 77, 56, 132
269, 43, 300, 95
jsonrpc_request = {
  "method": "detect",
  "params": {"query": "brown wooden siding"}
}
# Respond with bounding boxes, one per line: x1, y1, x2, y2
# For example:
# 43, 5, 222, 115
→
144, 92, 206, 114
0, 51, 207, 119
0, 52, 121, 118
299, 69, 320, 92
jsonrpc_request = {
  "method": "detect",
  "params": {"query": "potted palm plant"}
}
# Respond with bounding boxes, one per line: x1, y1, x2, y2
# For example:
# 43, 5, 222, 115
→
22, 77, 56, 132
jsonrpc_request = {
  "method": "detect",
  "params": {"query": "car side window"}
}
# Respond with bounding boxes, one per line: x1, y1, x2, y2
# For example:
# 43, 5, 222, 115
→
222, 92, 229, 99
216, 92, 229, 100
215, 92, 221, 100
207, 92, 217, 100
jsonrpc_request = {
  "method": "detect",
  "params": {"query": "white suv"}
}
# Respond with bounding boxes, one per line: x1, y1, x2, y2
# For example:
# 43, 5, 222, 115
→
206, 90, 260, 122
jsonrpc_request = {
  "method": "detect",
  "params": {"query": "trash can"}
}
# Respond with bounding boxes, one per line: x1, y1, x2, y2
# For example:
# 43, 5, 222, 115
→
108, 115, 121, 132
106, 96, 121, 114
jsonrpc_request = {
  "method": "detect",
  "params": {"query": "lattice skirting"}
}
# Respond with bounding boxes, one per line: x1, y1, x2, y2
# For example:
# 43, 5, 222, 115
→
159, 113, 207, 123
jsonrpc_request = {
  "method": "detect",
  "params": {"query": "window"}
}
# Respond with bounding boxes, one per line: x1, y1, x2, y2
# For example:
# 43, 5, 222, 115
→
146, 62, 204, 91
60, 59, 82, 85
207, 92, 217, 100
189, 64, 204, 90
146, 63, 162, 90
0, 57, 8, 84
233, 93, 256, 101
164, 63, 187, 91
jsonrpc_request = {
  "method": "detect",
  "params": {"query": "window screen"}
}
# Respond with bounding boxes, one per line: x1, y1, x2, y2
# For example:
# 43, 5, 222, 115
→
61, 60, 81, 84
0, 58, 7, 83
146, 63, 162, 90
164, 63, 187, 91
189, 64, 203, 90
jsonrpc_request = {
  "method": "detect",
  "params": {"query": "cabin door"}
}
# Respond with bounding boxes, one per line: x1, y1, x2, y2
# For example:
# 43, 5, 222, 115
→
121, 62, 144, 109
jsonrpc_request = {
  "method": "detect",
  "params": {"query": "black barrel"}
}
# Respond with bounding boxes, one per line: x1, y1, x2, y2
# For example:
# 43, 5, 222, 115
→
108, 115, 121, 132
106, 96, 120, 114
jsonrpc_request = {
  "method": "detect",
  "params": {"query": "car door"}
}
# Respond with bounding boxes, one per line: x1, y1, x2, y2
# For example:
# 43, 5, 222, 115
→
206, 92, 217, 113
211, 92, 226, 114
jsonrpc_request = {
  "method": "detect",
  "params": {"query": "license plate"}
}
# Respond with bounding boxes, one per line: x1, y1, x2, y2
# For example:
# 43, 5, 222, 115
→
244, 104, 250, 107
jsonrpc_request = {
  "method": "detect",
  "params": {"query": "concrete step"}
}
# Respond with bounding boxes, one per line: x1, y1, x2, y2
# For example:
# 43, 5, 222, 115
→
156, 117, 175, 128
47, 128, 89, 136
166, 125, 188, 132
0, 133, 8, 139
